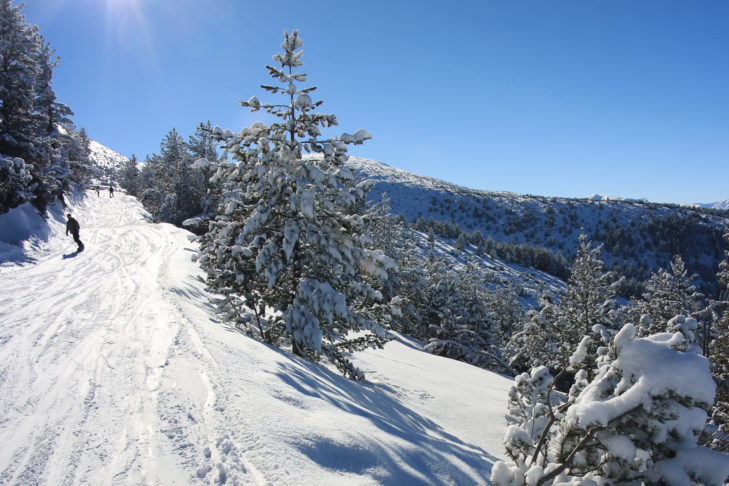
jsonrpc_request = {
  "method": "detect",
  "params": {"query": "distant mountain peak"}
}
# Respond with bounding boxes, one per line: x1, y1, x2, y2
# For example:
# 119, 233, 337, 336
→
587, 193, 647, 203
88, 140, 128, 172
698, 199, 729, 210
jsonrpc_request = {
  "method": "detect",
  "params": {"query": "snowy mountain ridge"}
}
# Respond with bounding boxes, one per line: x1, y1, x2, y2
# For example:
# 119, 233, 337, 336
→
345, 156, 729, 293
700, 199, 729, 211
587, 193, 648, 203
88, 139, 128, 171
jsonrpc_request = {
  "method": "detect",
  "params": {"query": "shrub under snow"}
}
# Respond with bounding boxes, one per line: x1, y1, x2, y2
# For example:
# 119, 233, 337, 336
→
493, 323, 729, 485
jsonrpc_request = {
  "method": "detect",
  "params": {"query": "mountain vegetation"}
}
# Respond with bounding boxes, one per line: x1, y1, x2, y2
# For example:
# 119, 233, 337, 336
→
0, 0, 97, 214
5, 12, 729, 482
129, 30, 729, 481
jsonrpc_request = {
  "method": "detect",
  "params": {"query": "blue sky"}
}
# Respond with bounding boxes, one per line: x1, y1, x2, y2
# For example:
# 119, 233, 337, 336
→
21, 0, 729, 205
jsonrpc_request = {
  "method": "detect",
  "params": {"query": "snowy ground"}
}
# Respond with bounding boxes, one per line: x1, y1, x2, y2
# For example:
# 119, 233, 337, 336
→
0, 190, 511, 485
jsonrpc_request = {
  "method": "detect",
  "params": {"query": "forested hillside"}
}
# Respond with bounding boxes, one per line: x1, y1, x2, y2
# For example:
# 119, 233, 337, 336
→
347, 157, 729, 297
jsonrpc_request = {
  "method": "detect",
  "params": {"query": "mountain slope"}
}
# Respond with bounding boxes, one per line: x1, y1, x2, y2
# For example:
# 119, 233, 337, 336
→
0, 191, 511, 485
701, 199, 729, 211
347, 156, 729, 292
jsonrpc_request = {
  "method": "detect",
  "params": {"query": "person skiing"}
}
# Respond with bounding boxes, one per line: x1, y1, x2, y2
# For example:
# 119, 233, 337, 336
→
95, 185, 100, 197
109, 185, 114, 198
66, 214, 84, 252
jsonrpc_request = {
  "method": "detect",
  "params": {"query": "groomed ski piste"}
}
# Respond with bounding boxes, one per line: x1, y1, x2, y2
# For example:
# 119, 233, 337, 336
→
0, 189, 511, 485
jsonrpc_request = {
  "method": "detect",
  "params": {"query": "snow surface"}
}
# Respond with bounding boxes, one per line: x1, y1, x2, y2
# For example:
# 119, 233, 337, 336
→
88, 139, 129, 172
699, 199, 729, 210
0, 190, 512, 484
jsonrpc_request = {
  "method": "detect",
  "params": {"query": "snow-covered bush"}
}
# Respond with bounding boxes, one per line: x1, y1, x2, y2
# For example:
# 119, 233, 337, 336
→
493, 323, 729, 485
0, 156, 34, 213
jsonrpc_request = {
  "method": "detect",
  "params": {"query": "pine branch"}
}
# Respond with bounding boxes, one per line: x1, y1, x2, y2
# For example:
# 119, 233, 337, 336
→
535, 403, 643, 485
530, 368, 568, 467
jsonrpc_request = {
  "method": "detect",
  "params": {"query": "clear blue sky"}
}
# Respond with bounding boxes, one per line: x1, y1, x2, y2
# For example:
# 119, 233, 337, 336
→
21, 0, 729, 205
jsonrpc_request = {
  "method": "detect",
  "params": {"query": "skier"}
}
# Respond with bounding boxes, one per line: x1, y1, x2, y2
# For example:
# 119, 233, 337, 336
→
66, 214, 84, 252
95, 185, 100, 197
109, 185, 114, 198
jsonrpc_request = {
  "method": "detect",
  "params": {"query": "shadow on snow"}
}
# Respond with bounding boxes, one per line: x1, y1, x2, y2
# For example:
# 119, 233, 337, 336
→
269, 351, 500, 485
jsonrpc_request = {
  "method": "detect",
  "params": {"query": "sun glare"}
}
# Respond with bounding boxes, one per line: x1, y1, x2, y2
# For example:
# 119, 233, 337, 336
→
100, 0, 159, 70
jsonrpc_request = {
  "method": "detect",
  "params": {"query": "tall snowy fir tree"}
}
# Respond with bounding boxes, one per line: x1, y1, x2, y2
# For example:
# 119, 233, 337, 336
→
0, 0, 86, 213
556, 233, 620, 380
197, 30, 396, 379
137, 127, 210, 226
188, 120, 219, 161
364, 195, 430, 339
118, 154, 140, 197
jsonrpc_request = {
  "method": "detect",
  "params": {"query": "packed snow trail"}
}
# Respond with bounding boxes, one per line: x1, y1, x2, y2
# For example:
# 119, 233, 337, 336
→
0, 190, 511, 485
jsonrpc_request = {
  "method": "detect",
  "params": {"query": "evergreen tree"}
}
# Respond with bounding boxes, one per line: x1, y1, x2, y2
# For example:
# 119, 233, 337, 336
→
188, 120, 219, 161
119, 154, 140, 196
423, 259, 510, 373
557, 233, 620, 380
487, 283, 524, 344
0, 155, 33, 210
197, 30, 394, 379
0, 0, 39, 163
636, 255, 703, 336
0, 0, 76, 212
506, 292, 563, 373
138, 127, 209, 225
365, 194, 429, 338
493, 324, 729, 485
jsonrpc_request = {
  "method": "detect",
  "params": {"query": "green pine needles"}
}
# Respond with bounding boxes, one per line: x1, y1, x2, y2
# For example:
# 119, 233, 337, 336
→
197, 30, 397, 379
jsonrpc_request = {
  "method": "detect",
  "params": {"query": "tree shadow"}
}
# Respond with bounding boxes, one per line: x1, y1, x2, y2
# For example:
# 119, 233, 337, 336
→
269, 354, 501, 485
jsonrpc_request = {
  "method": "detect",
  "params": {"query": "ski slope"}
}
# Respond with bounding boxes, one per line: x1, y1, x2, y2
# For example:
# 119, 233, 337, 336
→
0, 190, 511, 485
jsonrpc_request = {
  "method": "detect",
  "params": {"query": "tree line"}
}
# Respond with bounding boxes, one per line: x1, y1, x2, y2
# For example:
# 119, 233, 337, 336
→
0, 1, 94, 215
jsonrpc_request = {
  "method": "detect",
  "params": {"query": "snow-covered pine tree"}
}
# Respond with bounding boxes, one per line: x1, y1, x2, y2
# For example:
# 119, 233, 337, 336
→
0, 0, 40, 165
53, 122, 93, 185
636, 254, 703, 336
119, 155, 140, 196
502, 366, 564, 469
0, 0, 77, 212
719, 232, 729, 303
557, 233, 620, 380
0, 156, 33, 211
140, 129, 184, 222
493, 324, 729, 485
188, 121, 219, 162
506, 292, 563, 373
423, 259, 510, 373
138, 127, 209, 226
365, 194, 430, 338
487, 282, 524, 342
197, 30, 395, 379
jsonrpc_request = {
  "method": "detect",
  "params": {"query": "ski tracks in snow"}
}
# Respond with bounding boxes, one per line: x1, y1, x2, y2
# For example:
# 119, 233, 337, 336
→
0, 189, 511, 485
0, 191, 247, 485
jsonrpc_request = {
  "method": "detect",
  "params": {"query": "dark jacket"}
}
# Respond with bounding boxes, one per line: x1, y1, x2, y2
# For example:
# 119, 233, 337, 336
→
66, 217, 80, 236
